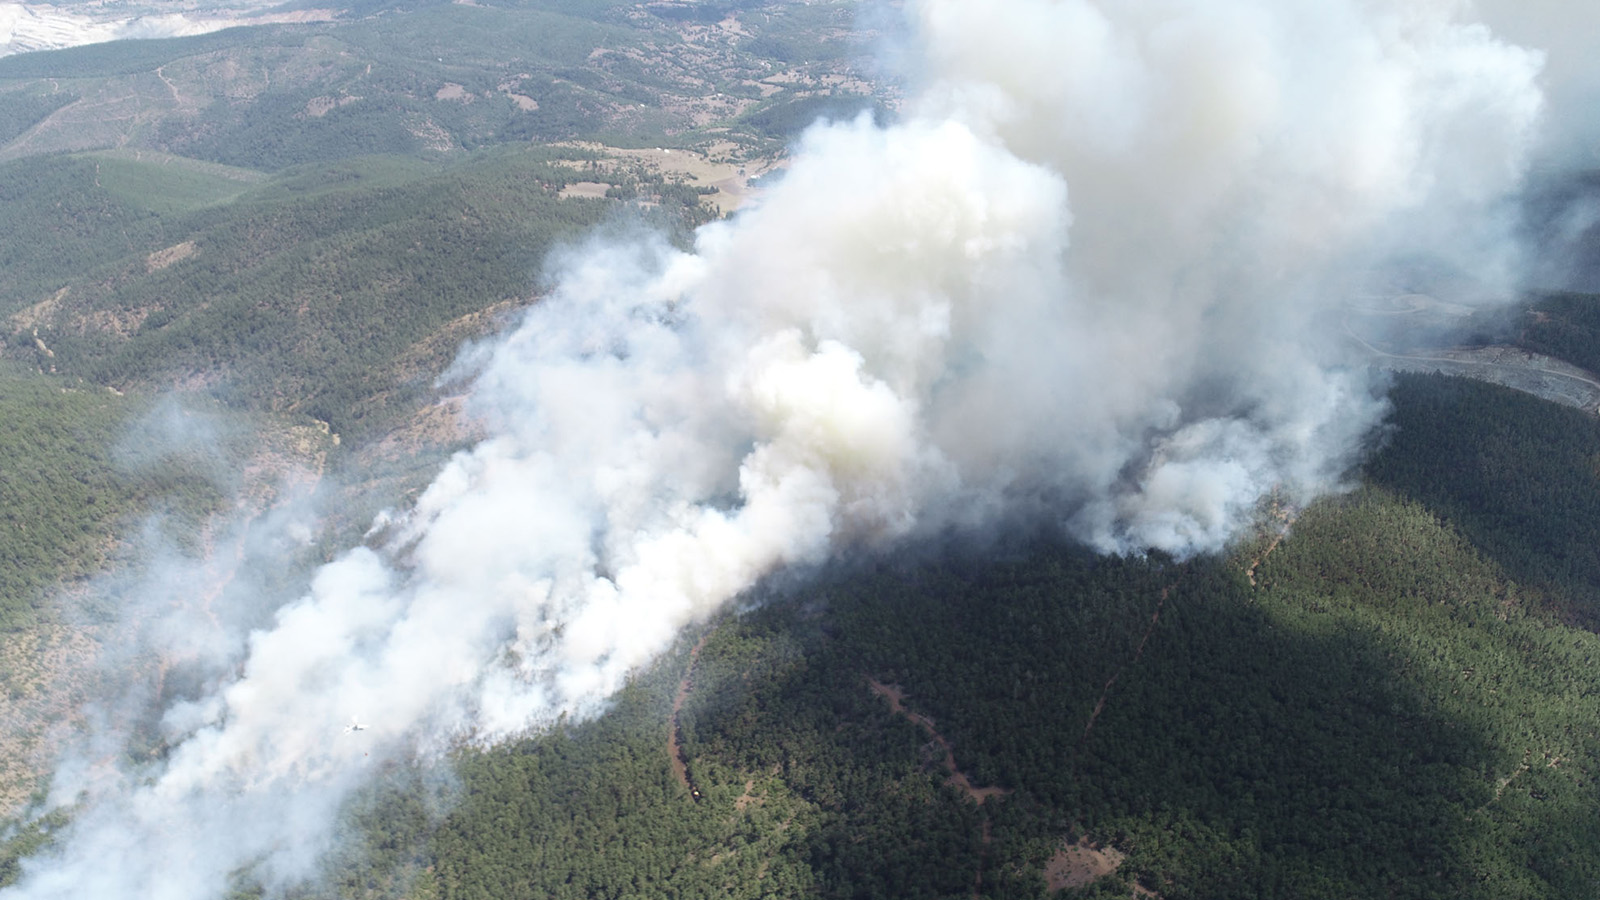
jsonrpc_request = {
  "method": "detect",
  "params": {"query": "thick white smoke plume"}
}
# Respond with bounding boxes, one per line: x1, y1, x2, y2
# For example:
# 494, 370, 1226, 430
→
5, 0, 1561, 896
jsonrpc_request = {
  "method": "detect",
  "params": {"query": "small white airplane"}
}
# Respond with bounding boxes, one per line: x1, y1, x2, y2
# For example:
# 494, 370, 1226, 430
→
343, 716, 369, 735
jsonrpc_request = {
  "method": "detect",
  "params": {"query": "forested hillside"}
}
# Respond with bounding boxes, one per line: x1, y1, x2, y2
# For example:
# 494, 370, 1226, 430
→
0, 362, 227, 629
148, 371, 1598, 900
1, 4, 1599, 899
0, 0, 890, 737
0, 0, 893, 449
0, 0, 887, 167
1517, 291, 1600, 382
1369, 372, 1600, 628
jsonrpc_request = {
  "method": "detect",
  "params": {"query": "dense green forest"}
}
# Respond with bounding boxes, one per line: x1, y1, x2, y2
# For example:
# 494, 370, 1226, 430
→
1368, 372, 1600, 628
0, 363, 227, 630
1516, 291, 1600, 376
165, 371, 1600, 900
0, 89, 77, 146
0, 364, 141, 629
0, 145, 731, 443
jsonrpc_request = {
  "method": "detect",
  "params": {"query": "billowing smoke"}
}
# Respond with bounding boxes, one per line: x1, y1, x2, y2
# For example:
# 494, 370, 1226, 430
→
4, 0, 1561, 895
1472, 1, 1600, 292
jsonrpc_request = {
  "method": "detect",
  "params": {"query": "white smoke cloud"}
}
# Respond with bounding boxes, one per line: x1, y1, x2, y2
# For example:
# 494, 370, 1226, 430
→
3, 0, 1560, 896
1471, 0, 1600, 165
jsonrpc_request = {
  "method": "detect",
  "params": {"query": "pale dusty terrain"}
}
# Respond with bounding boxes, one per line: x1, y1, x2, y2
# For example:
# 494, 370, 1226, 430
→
1345, 293, 1600, 413
0, 417, 333, 817
555, 142, 786, 213
146, 240, 198, 273
0, 624, 98, 813
1044, 839, 1127, 892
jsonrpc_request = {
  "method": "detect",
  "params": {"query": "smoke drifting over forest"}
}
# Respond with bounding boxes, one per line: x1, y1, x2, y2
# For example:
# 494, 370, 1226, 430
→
4, 0, 1582, 896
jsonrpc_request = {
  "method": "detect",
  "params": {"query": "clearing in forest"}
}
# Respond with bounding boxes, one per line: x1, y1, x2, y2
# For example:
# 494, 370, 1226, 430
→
1044, 838, 1126, 891
553, 142, 785, 213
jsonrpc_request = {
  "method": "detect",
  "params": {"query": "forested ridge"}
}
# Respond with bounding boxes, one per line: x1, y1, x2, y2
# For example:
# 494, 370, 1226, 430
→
1515, 290, 1600, 386
150, 372, 1600, 900
0, 145, 731, 443
1368, 372, 1600, 628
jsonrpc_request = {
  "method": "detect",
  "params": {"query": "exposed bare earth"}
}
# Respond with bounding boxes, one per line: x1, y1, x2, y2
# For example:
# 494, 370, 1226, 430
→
8, 287, 69, 333
1370, 344, 1600, 412
360, 395, 482, 465
558, 180, 611, 200
1244, 499, 1298, 588
866, 678, 1014, 897
0, 625, 100, 815
0, 416, 333, 817
406, 116, 456, 153
505, 93, 538, 111
387, 297, 523, 388
552, 142, 785, 213
304, 94, 358, 118
1345, 295, 1600, 413
668, 633, 710, 798
1045, 839, 1127, 891
146, 240, 197, 273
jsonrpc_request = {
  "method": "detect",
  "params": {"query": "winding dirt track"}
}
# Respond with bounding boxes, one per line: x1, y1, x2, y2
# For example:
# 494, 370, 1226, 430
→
1081, 585, 1169, 744
1245, 503, 1298, 588
866, 678, 1010, 898
668, 633, 709, 798
867, 679, 1010, 805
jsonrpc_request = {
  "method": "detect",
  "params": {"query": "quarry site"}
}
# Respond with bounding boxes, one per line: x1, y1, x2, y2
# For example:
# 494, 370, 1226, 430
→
1346, 293, 1600, 414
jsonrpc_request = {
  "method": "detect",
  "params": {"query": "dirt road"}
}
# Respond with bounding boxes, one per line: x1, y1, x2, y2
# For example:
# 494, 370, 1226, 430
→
1344, 307, 1600, 413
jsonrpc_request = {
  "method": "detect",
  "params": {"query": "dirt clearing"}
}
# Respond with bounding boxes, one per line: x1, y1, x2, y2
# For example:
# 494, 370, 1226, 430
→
146, 240, 197, 273
552, 142, 785, 213
1045, 838, 1127, 891
558, 181, 611, 200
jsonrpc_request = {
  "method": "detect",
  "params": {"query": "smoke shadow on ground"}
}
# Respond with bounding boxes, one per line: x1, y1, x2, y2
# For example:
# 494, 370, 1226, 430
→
1366, 372, 1600, 630
426, 494, 1599, 899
